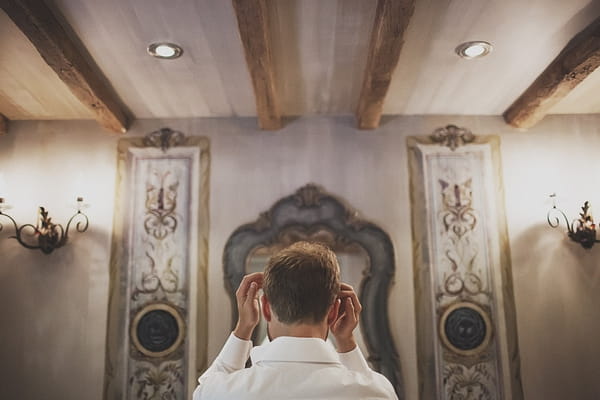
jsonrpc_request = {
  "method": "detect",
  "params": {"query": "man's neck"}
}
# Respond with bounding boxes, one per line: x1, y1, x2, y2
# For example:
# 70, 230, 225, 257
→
268, 319, 328, 341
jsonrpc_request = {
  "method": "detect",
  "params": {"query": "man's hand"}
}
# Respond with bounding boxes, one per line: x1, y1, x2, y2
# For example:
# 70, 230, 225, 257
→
233, 272, 264, 341
330, 283, 362, 353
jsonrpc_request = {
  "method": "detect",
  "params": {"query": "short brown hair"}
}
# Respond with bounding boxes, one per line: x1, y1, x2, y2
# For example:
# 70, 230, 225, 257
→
263, 241, 340, 324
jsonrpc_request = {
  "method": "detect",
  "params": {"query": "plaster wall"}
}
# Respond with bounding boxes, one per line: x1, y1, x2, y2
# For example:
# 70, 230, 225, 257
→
0, 115, 598, 399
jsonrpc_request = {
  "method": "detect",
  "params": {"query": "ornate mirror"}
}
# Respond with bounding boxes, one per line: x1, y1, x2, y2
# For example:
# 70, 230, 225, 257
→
223, 184, 403, 398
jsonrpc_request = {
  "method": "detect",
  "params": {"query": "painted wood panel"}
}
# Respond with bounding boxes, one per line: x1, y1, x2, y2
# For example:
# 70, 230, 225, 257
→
2, 0, 600, 120
384, 0, 599, 115
0, 10, 93, 120
52, 0, 257, 118
268, 0, 376, 116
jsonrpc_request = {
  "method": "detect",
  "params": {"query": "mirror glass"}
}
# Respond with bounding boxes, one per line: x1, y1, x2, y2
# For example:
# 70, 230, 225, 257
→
223, 184, 401, 394
245, 233, 371, 363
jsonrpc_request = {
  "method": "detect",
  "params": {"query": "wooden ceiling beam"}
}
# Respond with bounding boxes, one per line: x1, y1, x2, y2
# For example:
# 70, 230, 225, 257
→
356, 0, 415, 130
504, 17, 600, 129
1, 0, 130, 134
231, 0, 282, 130
0, 114, 7, 135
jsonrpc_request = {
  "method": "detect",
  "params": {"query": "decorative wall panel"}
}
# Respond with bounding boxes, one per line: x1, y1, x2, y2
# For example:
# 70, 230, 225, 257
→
408, 126, 523, 400
104, 128, 209, 400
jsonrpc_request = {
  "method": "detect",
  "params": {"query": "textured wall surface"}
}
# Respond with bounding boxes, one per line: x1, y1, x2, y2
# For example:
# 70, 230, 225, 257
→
0, 115, 599, 399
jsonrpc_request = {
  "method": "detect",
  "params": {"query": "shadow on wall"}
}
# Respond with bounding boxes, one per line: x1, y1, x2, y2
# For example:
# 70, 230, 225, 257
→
511, 222, 600, 283
0, 224, 111, 315
0, 224, 113, 398
509, 221, 600, 318
0, 124, 17, 154
509, 222, 600, 398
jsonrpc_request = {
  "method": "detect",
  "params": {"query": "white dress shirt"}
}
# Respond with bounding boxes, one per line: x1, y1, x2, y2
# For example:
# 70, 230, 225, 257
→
193, 333, 398, 400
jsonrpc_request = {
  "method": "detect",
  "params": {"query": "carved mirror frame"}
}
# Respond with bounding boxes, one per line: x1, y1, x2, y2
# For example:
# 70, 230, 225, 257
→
223, 184, 403, 398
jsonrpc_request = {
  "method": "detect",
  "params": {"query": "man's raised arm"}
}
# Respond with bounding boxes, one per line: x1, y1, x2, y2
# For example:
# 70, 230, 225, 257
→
193, 273, 263, 399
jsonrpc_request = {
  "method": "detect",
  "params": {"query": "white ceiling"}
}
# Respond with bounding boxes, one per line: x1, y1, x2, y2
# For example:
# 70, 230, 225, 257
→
1, 0, 600, 121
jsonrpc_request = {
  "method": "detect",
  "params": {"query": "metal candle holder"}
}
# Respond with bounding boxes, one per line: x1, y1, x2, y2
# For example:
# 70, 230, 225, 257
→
547, 194, 599, 249
0, 197, 89, 254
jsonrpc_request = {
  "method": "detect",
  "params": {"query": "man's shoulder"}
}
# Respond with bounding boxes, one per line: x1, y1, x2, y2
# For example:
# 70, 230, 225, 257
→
196, 362, 396, 400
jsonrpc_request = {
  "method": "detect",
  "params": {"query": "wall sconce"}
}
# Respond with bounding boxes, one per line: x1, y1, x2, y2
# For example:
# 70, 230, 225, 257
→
547, 193, 599, 249
0, 196, 89, 254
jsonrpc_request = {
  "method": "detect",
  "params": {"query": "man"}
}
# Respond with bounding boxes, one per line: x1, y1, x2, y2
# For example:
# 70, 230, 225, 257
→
193, 241, 397, 399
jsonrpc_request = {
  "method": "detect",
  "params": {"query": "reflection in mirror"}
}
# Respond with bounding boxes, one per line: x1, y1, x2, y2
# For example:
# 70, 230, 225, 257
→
246, 239, 371, 364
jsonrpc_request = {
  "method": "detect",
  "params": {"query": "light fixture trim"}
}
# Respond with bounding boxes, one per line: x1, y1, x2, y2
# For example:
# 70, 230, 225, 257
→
147, 42, 183, 59
455, 41, 493, 59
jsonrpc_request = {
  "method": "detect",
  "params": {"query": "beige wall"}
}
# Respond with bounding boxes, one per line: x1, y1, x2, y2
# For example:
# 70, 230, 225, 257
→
0, 115, 599, 399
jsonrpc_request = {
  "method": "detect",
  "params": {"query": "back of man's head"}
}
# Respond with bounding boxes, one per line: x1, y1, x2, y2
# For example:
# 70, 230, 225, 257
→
263, 241, 340, 325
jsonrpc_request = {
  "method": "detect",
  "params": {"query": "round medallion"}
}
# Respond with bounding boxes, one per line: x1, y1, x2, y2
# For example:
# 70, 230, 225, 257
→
439, 302, 492, 356
131, 303, 185, 358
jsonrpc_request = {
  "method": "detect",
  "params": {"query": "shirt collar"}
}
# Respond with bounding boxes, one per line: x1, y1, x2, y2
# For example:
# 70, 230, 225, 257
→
250, 336, 341, 365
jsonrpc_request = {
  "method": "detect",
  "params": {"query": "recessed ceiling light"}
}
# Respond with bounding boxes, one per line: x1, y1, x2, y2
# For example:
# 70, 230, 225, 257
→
147, 42, 183, 59
455, 41, 492, 59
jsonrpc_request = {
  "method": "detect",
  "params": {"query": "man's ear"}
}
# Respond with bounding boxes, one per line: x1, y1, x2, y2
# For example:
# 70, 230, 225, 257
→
261, 295, 272, 322
327, 298, 341, 326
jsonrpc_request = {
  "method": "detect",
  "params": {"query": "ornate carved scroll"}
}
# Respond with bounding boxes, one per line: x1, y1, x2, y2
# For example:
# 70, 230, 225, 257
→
223, 184, 404, 398
104, 128, 210, 399
408, 128, 523, 400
